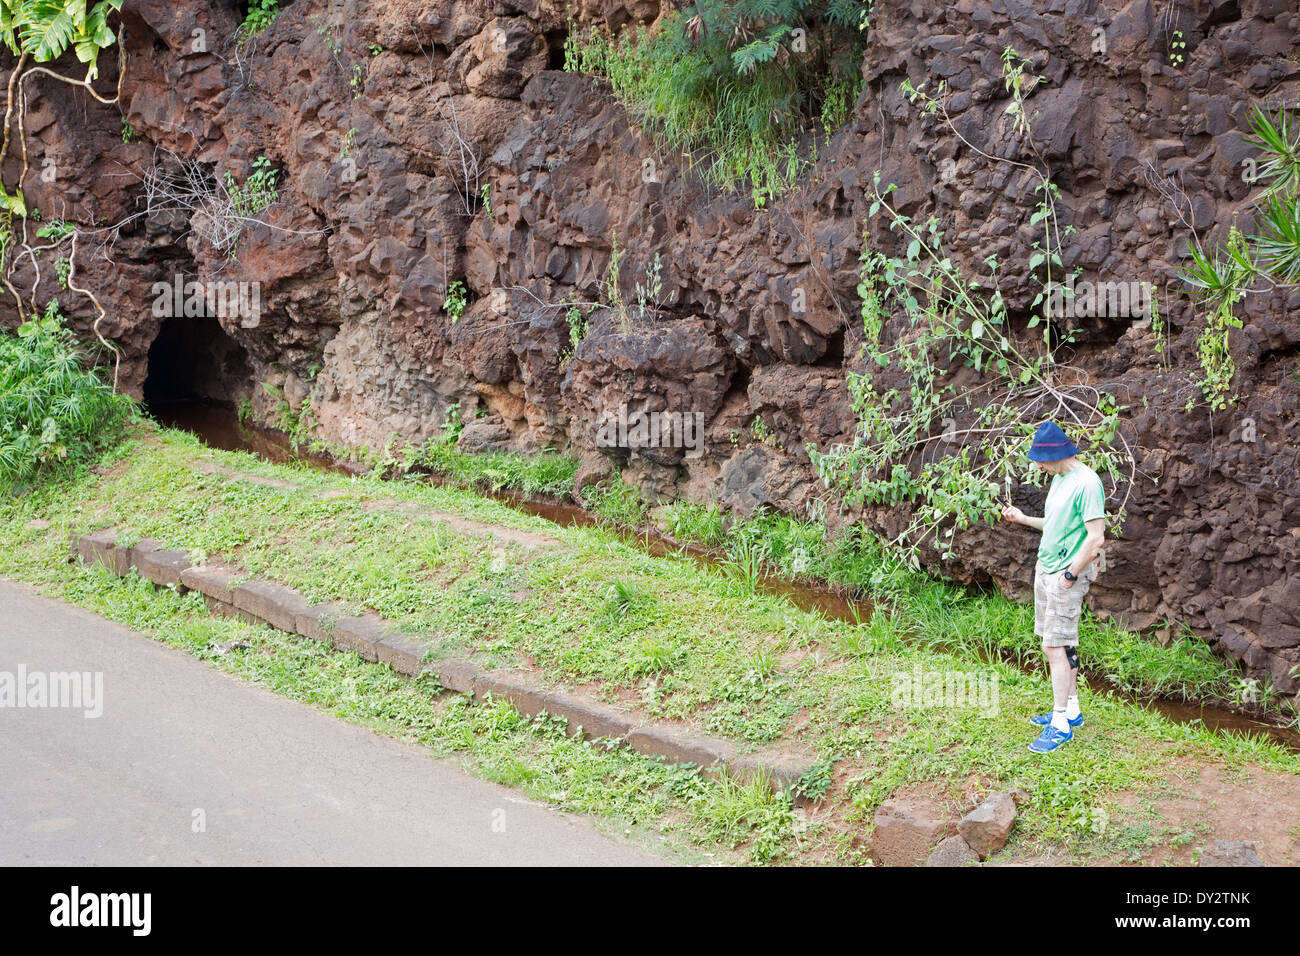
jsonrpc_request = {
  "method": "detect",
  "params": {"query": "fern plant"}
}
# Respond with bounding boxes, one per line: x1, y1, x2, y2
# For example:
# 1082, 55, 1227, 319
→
566, 0, 870, 204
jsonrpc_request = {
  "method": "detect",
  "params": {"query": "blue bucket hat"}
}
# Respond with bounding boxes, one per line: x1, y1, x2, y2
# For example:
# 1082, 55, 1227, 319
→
1027, 421, 1079, 462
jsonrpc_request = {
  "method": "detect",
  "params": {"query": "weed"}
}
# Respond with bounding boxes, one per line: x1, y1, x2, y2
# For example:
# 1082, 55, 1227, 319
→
443, 280, 468, 322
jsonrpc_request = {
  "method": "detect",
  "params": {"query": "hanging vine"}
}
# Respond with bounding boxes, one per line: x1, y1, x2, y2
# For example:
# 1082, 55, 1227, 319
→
0, 0, 127, 380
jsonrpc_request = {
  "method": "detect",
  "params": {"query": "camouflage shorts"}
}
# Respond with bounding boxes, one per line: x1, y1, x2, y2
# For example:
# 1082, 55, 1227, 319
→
1033, 560, 1098, 647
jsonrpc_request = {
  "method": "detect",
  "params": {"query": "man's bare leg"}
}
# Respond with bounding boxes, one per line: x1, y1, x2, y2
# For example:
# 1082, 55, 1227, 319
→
1044, 644, 1072, 731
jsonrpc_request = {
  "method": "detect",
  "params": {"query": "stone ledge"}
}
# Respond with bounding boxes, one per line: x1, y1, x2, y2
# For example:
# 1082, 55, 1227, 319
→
626, 725, 736, 770
331, 614, 394, 663
376, 633, 432, 677
81, 526, 814, 799
473, 671, 555, 718
77, 530, 130, 576
204, 596, 262, 624
428, 658, 481, 694
179, 564, 238, 605
540, 694, 634, 741
233, 579, 311, 633
293, 602, 351, 643
134, 547, 192, 589
728, 751, 817, 795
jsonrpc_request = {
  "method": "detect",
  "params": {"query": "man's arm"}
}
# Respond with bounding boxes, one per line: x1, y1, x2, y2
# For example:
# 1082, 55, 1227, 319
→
1001, 505, 1044, 531
1065, 517, 1105, 581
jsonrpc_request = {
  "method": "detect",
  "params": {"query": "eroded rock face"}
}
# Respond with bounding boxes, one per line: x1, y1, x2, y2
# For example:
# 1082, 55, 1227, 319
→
4, 0, 1299, 690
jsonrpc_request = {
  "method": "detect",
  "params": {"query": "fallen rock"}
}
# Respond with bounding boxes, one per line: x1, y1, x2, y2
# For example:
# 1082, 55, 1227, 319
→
872, 796, 948, 866
1199, 840, 1264, 867
572, 450, 614, 501
457, 418, 512, 454
925, 835, 980, 867
958, 792, 1018, 859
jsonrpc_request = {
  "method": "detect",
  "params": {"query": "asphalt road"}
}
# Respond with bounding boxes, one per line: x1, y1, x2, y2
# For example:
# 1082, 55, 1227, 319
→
0, 579, 664, 866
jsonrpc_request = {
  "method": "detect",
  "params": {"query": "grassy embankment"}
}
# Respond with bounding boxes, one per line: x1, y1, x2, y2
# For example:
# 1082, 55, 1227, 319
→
3, 422, 1297, 865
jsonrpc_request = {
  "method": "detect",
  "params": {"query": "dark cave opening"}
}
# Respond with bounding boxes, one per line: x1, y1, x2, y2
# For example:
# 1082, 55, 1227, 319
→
142, 313, 253, 412
819, 329, 846, 367
545, 31, 568, 71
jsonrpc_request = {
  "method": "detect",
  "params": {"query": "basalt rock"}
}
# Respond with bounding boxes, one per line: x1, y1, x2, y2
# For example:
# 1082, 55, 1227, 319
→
957, 792, 1019, 860
1199, 840, 1265, 867
872, 795, 950, 866
6, 0, 1300, 693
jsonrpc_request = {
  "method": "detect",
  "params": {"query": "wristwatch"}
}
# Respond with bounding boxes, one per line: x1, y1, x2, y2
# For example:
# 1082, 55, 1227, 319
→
1063, 570, 1077, 581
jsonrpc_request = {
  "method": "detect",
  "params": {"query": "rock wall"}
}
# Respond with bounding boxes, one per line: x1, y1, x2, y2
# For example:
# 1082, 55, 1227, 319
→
3, 0, 1298, 693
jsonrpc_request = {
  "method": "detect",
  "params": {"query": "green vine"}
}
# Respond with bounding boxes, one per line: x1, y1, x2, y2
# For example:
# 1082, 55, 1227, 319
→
811, 51, 1133, 567
0, 0, 126, 324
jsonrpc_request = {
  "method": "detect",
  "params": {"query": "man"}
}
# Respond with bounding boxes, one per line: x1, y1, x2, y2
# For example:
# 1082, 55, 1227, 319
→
1001, 421, 1106, 754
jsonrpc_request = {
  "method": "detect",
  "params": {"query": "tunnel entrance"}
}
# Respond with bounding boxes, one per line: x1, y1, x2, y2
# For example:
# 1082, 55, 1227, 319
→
143, 313, 253, 413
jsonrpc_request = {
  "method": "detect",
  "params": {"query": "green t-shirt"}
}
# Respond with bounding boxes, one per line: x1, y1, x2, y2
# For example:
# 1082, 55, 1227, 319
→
1037, 462, 1106, 573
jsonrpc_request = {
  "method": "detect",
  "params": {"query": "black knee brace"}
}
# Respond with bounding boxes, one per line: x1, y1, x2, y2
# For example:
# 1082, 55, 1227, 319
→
1065, 646, 1080, 671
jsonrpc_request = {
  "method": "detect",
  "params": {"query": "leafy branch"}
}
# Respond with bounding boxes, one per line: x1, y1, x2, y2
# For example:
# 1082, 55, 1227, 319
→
811, 51, 1134, 567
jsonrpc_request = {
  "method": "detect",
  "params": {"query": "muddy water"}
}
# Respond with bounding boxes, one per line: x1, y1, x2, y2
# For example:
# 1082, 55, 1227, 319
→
488, 487, 872, 622
149, 400, 365, 473
149, 401, 1300, 753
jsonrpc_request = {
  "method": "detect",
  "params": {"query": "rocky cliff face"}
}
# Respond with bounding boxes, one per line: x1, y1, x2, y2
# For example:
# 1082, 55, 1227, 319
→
4, 0, 1298, 693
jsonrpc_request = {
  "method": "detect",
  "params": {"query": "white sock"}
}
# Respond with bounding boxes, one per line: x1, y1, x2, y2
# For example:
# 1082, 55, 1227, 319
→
1051, 708, 1070, 732
1066, 695, 1081, 719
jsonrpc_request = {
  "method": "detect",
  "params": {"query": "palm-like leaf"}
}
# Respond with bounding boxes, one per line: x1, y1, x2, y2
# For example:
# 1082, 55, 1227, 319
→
18, 0, 78, 61
1252, 195, 1300, 284
1243, 104, 1300, 198
0, 0, 23, 54
73, 0, 116, 77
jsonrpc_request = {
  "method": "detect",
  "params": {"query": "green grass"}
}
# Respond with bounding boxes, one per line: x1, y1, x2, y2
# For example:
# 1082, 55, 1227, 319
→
3, 422, 1297, 865
414, 441, 578, 497
662, 500, 727, 548
650, 500, 1270, 712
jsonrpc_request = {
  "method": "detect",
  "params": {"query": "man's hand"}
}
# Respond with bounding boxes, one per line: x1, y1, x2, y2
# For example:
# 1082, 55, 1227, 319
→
1001, 505, 1045, 531
1059, 572, 1073, 591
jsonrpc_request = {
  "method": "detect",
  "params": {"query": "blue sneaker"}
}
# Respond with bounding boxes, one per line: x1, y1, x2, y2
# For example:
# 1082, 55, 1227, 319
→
1030, 711, 1083, 728
1028, 724, 1073, 753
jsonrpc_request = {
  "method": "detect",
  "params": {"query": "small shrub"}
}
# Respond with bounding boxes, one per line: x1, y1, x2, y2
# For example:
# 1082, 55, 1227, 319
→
241, 0, 280, 38
225, 155, 279, 219
443, 281, 468, 322
0, 302, 131, 488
